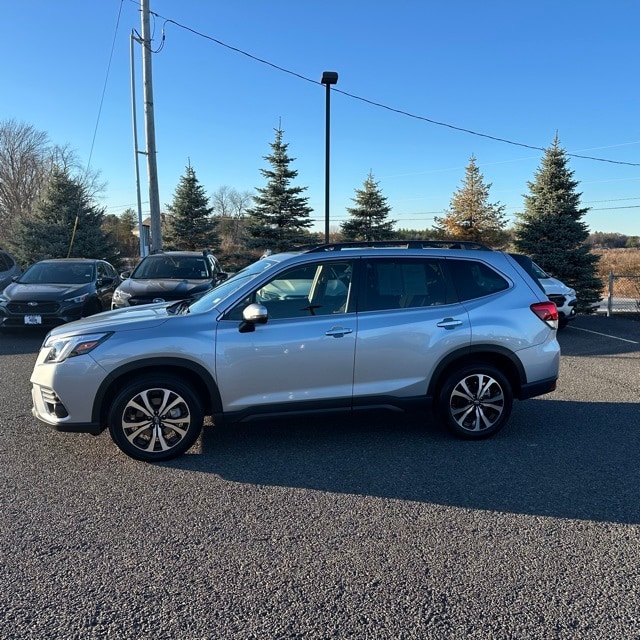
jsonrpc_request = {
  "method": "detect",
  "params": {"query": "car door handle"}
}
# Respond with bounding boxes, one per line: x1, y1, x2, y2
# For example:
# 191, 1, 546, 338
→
325, 326, 353, 337
437, 318, 463, 329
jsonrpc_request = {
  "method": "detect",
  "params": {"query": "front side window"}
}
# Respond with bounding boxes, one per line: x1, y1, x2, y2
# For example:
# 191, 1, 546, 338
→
359, 258, 452, 312
226, 261, 353, 320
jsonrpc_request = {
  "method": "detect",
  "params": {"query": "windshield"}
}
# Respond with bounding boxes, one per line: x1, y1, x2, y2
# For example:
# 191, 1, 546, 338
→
131, 255, 210, 280
20, 262, 94, 285
187, 258, 279, 313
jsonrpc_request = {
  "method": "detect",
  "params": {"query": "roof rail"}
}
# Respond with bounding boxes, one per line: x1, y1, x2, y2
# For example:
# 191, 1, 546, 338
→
305, 240, 492, 253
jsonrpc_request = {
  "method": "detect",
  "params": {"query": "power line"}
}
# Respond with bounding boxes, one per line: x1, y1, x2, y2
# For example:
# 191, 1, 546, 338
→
151, 11, 640, 168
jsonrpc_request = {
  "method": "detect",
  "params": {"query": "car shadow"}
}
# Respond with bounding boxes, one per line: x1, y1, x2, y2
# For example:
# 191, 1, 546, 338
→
166, 398, 640, 526
0, 327, 48, 355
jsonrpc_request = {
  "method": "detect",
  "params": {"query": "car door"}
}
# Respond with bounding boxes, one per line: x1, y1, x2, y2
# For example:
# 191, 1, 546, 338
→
353, 257, 471, 403
215, 259, 357, 416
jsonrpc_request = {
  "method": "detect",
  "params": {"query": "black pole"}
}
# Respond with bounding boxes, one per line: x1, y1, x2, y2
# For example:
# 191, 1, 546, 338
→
324, 82, 331, 244
321, 71, 338, 244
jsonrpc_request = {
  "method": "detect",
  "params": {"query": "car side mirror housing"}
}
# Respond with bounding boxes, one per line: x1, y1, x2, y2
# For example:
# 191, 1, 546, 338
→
120, 271, 130, 280
239, 303, 268, 333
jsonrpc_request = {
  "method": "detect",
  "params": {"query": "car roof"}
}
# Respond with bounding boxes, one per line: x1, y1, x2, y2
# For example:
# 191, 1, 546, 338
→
145, 251, 212, 257
36, 258, 102, 263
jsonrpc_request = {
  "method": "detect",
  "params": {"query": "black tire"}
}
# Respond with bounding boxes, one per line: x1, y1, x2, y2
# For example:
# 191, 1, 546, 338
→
108, 375, 204, 461
438, 364, 512, 439
558, 317, 569, 330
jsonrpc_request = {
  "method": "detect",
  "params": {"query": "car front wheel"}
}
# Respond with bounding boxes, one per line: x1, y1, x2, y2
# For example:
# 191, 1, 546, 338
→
438, 364, 512, 439
108, 376, 204, 461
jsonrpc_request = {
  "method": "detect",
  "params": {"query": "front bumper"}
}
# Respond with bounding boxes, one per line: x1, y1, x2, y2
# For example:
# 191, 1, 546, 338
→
1, 303, 84, 328
30, 349, 107, 433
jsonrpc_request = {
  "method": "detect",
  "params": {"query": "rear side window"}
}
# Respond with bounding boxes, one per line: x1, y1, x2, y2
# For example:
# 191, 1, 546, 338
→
360, 258, 453, 311
448, 259, 510, 301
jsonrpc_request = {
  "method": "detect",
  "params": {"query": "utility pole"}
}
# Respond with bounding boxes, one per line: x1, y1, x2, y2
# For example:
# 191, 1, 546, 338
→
140, 0, 162, 251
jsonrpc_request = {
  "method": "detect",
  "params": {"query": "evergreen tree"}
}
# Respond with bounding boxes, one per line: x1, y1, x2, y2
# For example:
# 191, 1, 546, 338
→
9, 166, 117, 265
165, 164, 219, 251
341, 172, 395, 241
514, 136, 602, 313
245, 127, 313, 252
433, 155, 508, 247
102, 208, 140, 259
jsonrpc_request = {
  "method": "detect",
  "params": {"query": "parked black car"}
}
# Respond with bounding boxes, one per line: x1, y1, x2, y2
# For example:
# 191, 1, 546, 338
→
111, 250, 227, 308
0, 248, 22, 292
0, 258, 120, 329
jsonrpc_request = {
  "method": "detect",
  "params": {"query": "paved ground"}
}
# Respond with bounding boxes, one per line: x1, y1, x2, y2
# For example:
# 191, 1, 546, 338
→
0, 315, 638, 639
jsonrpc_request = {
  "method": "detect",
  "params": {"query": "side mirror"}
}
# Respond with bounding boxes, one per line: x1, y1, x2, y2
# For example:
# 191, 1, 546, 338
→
120, 271, 130, 280
217, 272, 229, 283
239, 303, 268, 333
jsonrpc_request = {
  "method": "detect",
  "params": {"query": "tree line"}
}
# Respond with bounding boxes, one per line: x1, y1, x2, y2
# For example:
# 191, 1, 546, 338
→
1, 118, 610, 311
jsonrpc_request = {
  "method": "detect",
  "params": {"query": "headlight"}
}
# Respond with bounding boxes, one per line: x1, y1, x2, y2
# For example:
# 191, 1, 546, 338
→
113, 289, 131, 303
64, 293, 90, 304
43, 332, 112, 363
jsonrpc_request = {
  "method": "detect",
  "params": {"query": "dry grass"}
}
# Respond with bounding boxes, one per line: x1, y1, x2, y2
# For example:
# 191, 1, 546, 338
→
594, 248, 640, 279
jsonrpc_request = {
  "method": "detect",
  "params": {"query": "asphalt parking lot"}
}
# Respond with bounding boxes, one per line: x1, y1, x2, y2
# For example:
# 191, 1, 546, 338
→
1, 315, 639, 639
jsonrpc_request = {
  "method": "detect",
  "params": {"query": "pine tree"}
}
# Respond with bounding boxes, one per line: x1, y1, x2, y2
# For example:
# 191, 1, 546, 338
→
9, 166, 117, 265
165, 164, 219, 251
245, 127, 314, 252
514, 136, 602, 313
341, 172, 395, 241
433, 155, 508, 247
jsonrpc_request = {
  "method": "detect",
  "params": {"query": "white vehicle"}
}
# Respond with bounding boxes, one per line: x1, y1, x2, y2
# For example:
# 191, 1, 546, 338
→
510, 254, 577, 329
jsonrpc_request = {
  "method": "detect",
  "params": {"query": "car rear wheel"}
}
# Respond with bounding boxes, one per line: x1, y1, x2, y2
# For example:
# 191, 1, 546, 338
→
438, 364, 512, 439
108, 375, 204, 461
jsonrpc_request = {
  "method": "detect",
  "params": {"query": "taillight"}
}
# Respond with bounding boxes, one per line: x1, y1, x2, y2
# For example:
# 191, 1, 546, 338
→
530, 301, 559, 330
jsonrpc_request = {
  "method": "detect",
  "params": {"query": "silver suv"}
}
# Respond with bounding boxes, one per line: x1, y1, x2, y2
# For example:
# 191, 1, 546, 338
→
30, 242, 560, 462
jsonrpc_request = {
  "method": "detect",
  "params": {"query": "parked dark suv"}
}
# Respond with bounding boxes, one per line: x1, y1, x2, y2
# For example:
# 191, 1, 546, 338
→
31, 241, 560, 462
112, 250, 227, 308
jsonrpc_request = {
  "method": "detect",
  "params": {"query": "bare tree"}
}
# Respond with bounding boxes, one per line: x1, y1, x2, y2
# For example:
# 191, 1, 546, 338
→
48, 143, 106, 200
0, 119, 105, 246
0, 120, 50, 241
211, 186, 251, 246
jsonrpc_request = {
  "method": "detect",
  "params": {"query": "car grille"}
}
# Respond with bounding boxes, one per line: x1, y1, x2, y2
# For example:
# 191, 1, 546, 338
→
7, 301, 59, 314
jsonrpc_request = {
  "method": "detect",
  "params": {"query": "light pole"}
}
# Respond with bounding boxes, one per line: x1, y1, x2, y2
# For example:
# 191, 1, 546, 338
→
321, 71, 338, 244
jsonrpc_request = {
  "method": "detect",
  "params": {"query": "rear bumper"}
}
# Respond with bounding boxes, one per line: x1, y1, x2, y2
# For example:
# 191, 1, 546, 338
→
518, 376, 557, 400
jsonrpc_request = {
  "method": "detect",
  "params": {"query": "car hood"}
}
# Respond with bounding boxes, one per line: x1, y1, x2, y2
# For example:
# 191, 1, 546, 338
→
3, 282, 91, 300
45, 303, 172, 337
118, 277, 211, 299
539, 277, 575, 296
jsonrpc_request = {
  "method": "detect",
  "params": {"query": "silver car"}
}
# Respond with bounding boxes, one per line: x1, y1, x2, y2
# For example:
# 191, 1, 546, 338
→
30, 243, 561, 462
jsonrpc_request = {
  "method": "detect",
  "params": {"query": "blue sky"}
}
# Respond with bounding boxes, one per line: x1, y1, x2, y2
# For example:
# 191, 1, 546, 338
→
2, 0, 639, 236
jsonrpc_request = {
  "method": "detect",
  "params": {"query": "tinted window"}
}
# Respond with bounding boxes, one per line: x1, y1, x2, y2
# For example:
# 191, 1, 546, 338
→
132, 255, 208, 279
448, 259, 509, 301
20, 262, 95, 285
360, 258, 452, 311
226, 261, 353, 320
0, 251, 14, 271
